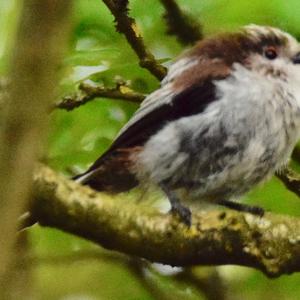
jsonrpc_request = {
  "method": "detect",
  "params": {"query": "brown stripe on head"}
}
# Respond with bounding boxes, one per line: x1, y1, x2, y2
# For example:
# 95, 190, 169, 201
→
173, 25, 291, 91
191, 26, 288, 63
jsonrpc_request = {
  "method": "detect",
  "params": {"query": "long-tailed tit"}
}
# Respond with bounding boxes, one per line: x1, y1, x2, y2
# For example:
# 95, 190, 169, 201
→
74, 25, 300, 225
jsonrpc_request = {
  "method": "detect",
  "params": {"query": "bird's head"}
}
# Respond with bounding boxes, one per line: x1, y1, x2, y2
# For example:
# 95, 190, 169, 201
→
240, 25, 300, 79
171, 25, 300, 90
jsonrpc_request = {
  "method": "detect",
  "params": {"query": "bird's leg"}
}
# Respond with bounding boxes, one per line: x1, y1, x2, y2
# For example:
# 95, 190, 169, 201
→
160, 184, 192, 226
215, 199, 265, 216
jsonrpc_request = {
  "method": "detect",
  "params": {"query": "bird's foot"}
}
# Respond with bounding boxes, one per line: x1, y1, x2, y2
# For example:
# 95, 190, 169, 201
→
160, 183, 192, 226
170, 202, 192, 226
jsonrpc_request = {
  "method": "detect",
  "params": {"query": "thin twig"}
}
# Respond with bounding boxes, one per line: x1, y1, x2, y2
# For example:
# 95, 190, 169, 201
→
276, 167, 300, 197
292, 146, 300, 164
23, 249, 128, 267
159, 0, 203, 45
174, 268, 226, 300
101, 0, 167, 80
55, 80, 145, 111
128, 259, 172, 300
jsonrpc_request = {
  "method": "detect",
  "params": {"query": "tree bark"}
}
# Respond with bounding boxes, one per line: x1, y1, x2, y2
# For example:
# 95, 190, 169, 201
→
0, 0, 73, 289
31, 165, 300, 278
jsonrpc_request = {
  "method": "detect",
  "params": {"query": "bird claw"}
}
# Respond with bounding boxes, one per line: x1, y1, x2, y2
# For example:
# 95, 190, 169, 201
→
170, 204, 192, 226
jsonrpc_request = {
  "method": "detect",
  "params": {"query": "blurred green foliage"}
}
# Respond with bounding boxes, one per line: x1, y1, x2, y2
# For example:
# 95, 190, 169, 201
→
2, 0, 300, 299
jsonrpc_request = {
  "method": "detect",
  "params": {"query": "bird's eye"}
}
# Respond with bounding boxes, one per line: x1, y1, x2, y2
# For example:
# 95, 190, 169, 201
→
264, 47, 278, 60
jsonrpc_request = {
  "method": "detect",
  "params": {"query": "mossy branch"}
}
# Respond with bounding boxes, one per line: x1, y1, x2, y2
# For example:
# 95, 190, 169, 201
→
30, 165, 300, 278
55, 81, 145, 111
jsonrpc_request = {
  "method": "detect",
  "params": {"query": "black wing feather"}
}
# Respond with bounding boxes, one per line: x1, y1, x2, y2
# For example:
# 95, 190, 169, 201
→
111, 80, 217, 150
86, 79, 219, 172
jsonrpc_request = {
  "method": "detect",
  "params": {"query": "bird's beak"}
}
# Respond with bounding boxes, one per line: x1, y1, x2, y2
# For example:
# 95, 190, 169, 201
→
292, 52, 300, 64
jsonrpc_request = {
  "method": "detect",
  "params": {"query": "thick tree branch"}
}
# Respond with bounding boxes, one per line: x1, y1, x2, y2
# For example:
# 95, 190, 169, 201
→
0, 0, 72, 283
159, 0, 203, 45
30, 165, 300, 278
56, 81, 145, 111
102, 0, 167, 80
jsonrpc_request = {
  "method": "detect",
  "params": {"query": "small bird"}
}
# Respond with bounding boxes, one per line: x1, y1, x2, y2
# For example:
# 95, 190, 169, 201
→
74, 25, 300, 225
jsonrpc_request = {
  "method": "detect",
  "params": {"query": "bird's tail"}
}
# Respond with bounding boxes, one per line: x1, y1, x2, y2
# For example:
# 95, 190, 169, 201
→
73, 149, 139, 193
